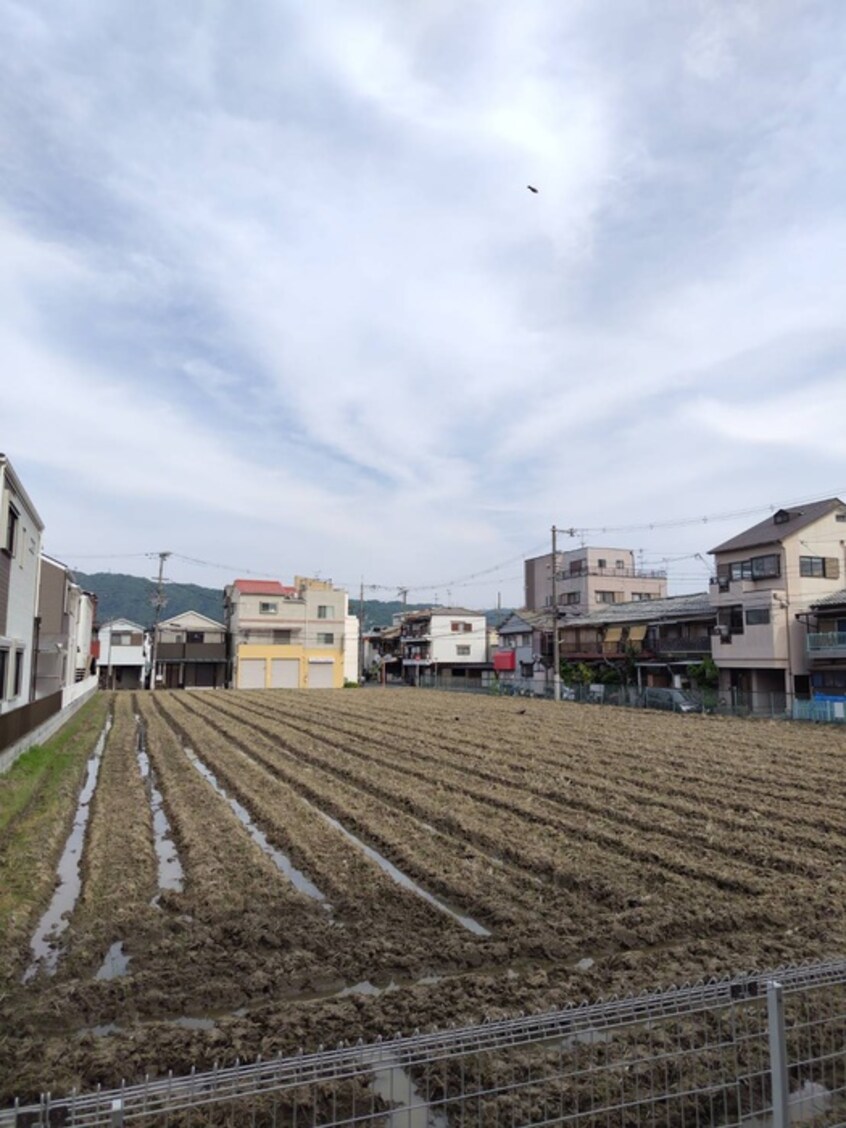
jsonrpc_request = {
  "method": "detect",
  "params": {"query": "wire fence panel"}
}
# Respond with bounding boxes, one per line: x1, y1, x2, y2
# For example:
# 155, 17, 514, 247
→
5, 960, 846, 1127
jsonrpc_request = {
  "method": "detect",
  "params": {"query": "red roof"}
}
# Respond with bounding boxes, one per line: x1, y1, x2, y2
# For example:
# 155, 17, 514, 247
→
233, 579, 296, 596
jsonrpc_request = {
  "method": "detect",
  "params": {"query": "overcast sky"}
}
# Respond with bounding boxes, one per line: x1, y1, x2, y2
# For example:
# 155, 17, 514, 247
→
3, 1, 845, 606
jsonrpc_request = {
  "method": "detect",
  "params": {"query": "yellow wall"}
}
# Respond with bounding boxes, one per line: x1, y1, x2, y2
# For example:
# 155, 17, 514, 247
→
235, 643, 345, 688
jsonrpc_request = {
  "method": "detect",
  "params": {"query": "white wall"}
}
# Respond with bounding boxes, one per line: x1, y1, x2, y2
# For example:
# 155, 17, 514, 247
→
0, 471, 43, 714
430, 614, 487, 664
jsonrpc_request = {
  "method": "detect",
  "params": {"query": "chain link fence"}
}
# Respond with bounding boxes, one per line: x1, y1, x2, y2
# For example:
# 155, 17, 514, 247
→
4, 959, 846, 1127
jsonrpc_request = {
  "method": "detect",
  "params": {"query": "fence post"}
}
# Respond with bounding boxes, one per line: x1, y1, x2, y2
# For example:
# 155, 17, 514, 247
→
110, 1096, 124, 1126
767, 980, 789, 1128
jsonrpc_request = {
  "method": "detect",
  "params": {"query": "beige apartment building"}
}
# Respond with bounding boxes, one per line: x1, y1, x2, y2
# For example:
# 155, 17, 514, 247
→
524, 547, 667, 614
709, 497, 846, 709
224, 576, 358, 689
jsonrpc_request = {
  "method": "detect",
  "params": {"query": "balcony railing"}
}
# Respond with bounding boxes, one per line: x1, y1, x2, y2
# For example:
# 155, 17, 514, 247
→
156, 642, 227, 662
556, 567, 667, 582
651, 636, 712, 655
808, 632, 846, 654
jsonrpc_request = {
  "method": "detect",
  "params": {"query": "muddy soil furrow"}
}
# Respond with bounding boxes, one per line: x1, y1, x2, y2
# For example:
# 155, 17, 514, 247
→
267, 689, 846, 802
190, 694, 761, 952
251, 693, 846, 840
229, 697, 837, 878
201, 693, 769, 898
167, 692, 563, 939
62, 696, 158, 974
153, 693, 497, 954
257, 690, 846, 834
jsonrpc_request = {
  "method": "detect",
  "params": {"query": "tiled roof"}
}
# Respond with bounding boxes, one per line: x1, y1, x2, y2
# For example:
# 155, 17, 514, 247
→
232, 579, 296, 596
403, 606, 482, 620
810, 589, 846, 610
710, 498, 845, 554
499, 609, 554, 632
563, 592, 713, 629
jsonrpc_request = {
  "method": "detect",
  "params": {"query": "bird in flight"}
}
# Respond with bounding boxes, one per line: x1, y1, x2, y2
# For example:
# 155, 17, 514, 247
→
527, 185, 539, 193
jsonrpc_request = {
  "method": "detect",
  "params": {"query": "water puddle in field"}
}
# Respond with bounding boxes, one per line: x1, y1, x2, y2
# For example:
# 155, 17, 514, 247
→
313, 807, 490, 937
95, 941, 131, 981
23, 716, 112, 983
135, 716, 184, 901
184, 746, 330, 906
370, 1058, 448, 1128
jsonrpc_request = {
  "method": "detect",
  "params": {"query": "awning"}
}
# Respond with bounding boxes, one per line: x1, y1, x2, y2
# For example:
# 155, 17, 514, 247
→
604, 627, 623, 643
628, 625, 648, 642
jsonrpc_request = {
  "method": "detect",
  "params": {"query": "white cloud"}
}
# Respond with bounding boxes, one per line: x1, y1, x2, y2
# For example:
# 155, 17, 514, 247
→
2, 0, 846, 603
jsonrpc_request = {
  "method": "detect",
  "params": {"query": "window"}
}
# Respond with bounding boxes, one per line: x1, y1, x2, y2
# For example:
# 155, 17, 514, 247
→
451, 621, 461, 632
800, 556, 839, 579
729, 606, 744, 635
317, 632, 334, 645
596, 591, 616, 604
0, 649, 7, 699
597, 558, 607, 569
456, 645, 471, 656
112, 632, 131, 646
569, 560, 586, 576
186, 631, 204, 644
5, 504, 18, 556
615, 560, 625, 569
13, 650, 24, 697
259, 602, 278, 614
750, 554, 780, 579
746, 608, 771, 626
463, 622, 472, 632
272, 629, 292, 644
631, 593, 652, 601
566, 592, 580, 604
317, 605, 334, 619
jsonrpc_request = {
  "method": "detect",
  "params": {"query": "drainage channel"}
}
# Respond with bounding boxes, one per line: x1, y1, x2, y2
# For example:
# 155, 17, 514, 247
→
135, 715, 184, 901
95, 941, 131, 981
183, 746, 330, 906
23, 715, 112, 983
313, 806, 490, 938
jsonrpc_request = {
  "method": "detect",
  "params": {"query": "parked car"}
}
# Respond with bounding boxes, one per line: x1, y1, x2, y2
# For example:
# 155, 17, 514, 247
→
641, 687, 700, 713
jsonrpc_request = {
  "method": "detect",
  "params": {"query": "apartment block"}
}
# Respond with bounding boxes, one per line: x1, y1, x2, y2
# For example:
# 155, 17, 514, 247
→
224, 577, 356, 689
709, 497, 846, 708
524, 547, 667, 614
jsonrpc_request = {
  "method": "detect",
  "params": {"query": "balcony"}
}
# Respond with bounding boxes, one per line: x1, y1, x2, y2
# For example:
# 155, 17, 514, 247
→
557, 566, 667, 582
650, 636, 712, 657
157, 642, 226, 662
807, 632, 846, 660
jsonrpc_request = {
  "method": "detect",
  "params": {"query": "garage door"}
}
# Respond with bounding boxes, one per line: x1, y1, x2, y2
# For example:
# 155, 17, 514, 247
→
238, 659, 266, 689
271, 658, 300, 688
308, 660, 335, 689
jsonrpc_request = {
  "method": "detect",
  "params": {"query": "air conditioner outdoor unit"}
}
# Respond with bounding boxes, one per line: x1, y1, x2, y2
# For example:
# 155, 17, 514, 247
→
712, 625, 730, 638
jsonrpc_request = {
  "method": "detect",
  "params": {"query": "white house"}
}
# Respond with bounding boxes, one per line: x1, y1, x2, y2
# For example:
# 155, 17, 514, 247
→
399, 607, 488, 684
0, 455, 44, 714
98, 618, 149, 690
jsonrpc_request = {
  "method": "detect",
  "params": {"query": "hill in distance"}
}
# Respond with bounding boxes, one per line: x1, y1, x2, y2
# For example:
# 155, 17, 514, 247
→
73, 571, 514, 630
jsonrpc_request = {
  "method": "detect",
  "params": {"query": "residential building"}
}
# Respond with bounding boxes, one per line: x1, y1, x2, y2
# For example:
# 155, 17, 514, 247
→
224, 576, 355, 689
806, 590, 846, 704
97, 618, 149, 689
708, 498, 846, 709
524, 547, 667, 613
399, 607, 488, 684
492, 609, 554, 691
559, 593, 715, 689
35, 555, 96, 699
152, 610, 227, 689
0, 455, 44, 714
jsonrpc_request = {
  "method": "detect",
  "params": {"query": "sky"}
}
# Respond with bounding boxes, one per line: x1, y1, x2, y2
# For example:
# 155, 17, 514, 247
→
3, 1, 846, 608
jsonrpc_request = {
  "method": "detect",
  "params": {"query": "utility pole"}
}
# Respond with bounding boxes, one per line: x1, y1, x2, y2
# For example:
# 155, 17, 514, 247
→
358, 578, 365, 684
149, 551, 171, 690
551, 526, 561, 702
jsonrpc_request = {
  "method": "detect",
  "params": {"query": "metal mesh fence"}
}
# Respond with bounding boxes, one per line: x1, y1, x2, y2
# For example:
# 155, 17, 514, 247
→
4, 959, 846, 1127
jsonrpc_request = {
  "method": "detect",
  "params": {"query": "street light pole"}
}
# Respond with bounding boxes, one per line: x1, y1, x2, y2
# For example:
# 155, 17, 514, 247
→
551, 525, 561, 702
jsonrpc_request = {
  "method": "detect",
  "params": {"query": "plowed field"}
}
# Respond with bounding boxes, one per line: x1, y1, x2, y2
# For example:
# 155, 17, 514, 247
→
2, 687, 845, 1103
